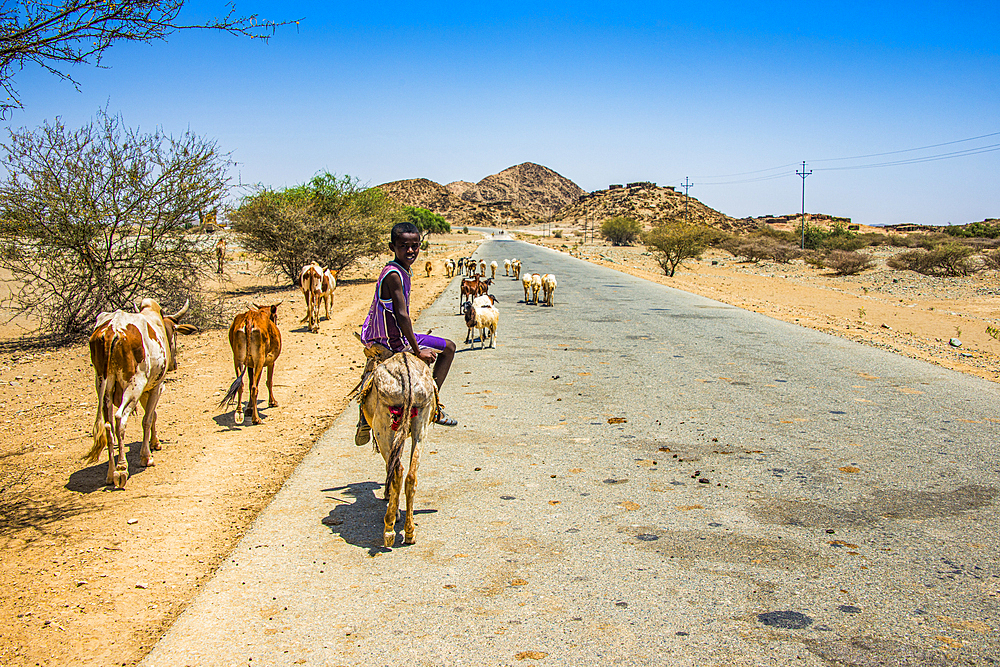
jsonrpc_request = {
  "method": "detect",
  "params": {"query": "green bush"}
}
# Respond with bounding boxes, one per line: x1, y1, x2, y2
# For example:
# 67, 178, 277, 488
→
403, 206, 450, 238
642, 223, 709, 276
553, 229, 563, 238
944, 221, 1000, 239
601, 216, 643, 246
856, 231, 889, 248
232, 172, 400, 284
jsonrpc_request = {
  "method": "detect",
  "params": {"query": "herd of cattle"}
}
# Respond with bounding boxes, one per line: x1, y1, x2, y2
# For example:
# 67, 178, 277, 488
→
84, 251, 557, 489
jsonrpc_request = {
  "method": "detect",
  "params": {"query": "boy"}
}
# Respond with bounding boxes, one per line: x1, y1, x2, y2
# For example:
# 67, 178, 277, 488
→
356, 222, 458, 446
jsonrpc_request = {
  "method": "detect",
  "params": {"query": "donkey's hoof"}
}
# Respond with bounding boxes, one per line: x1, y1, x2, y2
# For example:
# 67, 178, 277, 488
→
403, 532, 416, 545
384, 532, 395, 548
112, 470, 128, 489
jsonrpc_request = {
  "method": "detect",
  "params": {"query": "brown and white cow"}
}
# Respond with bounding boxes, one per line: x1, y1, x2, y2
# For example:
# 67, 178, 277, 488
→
86, 299, 197, 488
299, 262, 324, 333
319, 268, 338, 321
220, 303, 282, 425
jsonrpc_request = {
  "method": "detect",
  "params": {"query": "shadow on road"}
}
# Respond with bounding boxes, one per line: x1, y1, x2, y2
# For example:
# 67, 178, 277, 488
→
320, 481, 437, 555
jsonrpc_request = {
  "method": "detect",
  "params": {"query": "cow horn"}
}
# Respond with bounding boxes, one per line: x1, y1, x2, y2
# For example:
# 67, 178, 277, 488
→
170, 299, 190, 322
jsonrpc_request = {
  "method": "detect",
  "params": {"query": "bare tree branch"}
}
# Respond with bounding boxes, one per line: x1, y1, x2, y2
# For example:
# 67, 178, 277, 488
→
0, 1, 296, 116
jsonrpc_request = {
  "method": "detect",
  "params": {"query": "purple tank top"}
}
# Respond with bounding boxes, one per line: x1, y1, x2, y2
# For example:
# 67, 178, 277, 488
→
360, 261, 410, 352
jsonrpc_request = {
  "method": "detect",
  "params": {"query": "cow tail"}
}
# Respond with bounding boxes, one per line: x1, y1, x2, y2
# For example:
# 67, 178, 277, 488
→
217, 317, 251, 409
218, 368, 246, 409
384, 354, 415, 494
86, 332, 116, 462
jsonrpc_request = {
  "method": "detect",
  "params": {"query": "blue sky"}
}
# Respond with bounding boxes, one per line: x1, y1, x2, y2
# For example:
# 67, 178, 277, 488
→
9, 1, 1000, 225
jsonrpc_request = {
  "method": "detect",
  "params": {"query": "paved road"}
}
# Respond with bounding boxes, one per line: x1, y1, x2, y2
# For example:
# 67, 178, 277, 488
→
143, 237, 999, 666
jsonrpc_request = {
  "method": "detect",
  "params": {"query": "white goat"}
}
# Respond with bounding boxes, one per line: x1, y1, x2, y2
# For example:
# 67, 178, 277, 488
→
512, 259, 521, 280
542, 273, 557, 307
503, 259, 511, 276
490, 260, 498, 280
521, 273, 532, 303
529, 273, 542, 305
463, 294, 499, 349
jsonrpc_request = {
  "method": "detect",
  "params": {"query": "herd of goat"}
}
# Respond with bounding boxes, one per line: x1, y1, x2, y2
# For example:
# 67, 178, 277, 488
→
445, 255, 557, 350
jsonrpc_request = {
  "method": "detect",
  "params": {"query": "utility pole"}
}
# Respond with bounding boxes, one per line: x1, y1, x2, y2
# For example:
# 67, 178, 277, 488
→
680, 177, 693, 223
797, 161, 812, 249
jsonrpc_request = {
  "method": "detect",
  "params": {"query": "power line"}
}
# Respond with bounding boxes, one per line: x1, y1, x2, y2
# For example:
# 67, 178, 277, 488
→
683, 130, 999, 185
810, 131, 1000, 163
816, 142, 1000, 171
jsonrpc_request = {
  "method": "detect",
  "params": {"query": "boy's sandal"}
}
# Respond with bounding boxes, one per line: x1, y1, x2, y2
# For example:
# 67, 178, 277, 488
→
434, 408, 458, 427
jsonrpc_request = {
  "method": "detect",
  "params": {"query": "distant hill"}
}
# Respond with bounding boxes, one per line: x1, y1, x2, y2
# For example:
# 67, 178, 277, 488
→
380, 162, 584, 227
378, 165, 787, 235
458, 163, 586, 217
555, 182, 756, 234
378, 177, 537, 228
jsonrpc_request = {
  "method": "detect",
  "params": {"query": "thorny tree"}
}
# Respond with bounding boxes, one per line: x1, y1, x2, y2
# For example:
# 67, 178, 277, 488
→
0, 1, 292, 117
0, 110, 230, 339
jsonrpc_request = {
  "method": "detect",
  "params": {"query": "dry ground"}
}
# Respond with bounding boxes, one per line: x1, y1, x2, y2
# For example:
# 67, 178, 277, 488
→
1, 229, 997, 667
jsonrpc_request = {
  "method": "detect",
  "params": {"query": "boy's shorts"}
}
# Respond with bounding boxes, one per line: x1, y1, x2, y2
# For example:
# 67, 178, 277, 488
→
411, 333, 449, 354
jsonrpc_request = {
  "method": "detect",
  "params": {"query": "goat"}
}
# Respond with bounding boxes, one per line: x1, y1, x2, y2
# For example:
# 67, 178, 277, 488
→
542, 273, 557, 307
463, 294, 499, 349
530, 273, 542, 305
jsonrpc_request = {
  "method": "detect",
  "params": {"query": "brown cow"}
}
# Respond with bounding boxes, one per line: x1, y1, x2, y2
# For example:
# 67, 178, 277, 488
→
87, 299, 197, 488
214, 237, 226, 274
220, 303, 282, 425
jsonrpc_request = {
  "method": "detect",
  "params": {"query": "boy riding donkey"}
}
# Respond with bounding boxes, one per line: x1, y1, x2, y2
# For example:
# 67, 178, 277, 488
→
354, 222, 458, 447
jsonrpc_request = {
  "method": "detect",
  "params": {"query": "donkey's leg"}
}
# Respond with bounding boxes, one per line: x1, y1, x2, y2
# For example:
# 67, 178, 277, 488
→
403, 413, 425, 544
383, 458, 403, 548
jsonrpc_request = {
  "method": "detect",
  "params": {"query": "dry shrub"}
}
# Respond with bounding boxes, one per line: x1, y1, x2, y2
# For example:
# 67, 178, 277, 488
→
982, 249, 1000, 270
887, 243, 974, 276
824, 250, 875, 276
721, 236, 801, 263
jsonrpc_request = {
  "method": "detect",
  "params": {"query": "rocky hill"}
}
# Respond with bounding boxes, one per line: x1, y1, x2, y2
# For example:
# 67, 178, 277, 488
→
378, 177, 538, 228
450, 163, 586, 218
379, 164, 752, 233
380, 162, 585, 228
554, 182, 757, 234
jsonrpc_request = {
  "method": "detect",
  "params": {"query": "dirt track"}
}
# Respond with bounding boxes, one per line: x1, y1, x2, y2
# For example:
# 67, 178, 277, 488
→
0, 230, 997, 666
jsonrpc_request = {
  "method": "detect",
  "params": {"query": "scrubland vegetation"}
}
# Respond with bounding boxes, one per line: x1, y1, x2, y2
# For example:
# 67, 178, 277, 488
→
599, 214, 1000, 281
